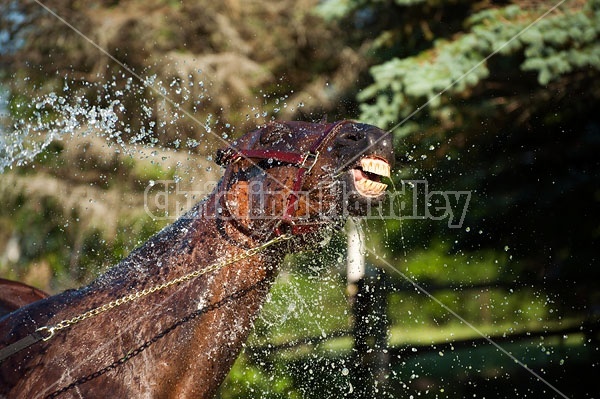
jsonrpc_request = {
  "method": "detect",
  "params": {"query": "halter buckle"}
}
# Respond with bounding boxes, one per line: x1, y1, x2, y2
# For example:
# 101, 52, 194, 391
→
300, 151, 319, 173
35, 326, 56, 341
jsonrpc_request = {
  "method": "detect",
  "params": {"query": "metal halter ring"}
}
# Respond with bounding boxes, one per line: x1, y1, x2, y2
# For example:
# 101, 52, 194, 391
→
300, 151, 319, 173
35, 326, 56, 342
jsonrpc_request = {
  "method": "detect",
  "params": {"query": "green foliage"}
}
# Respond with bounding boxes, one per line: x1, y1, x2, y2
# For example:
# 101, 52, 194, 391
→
0, 168, 165, 292
110, 216, 165, 262
131, 161, 174, 183
386, 242, 557, 329
8, 93, 34, 120
400, 241, 505, 284
316, 0, 428, 21
218, 353, 302, 399
252, 269, 350, 345
313, 0, 358, 21
358, 1, 600, 130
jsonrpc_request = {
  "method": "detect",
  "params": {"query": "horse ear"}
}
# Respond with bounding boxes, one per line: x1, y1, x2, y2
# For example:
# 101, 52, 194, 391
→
215, 148, 235, 166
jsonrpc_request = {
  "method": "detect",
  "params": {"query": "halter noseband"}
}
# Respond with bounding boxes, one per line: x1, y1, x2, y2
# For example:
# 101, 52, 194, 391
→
217, 120, 349, 236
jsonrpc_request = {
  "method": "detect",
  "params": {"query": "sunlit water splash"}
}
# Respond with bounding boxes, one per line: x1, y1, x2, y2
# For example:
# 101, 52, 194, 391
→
1, 81, 123, 171
0, 75, 236, 172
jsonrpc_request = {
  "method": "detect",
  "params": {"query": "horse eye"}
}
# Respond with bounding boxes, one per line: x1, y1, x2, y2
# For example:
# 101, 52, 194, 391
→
260, 126, 286, 145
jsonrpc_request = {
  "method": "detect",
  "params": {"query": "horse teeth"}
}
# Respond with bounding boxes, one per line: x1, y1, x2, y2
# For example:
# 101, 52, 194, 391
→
355, 178, 388, 197
360, 157, 391, 178
353, 157, 391, 197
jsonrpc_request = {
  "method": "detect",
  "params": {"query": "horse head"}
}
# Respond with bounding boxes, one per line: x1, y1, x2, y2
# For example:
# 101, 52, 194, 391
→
214, 120, 394, 243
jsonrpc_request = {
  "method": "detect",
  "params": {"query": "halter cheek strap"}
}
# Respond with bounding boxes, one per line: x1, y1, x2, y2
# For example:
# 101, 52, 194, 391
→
218, 120, 349, 236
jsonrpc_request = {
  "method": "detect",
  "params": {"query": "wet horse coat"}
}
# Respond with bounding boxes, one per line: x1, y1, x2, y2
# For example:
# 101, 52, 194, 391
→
0, 120, 393, 398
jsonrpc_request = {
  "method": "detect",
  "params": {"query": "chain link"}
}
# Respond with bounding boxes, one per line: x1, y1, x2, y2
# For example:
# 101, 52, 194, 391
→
36, 234, 292, 342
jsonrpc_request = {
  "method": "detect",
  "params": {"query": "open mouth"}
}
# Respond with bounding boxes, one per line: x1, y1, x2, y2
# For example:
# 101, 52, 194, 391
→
351, 157, 391, 197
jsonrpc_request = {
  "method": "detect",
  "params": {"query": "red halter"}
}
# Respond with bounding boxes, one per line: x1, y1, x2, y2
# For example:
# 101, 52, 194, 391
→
217, 120, 350, 236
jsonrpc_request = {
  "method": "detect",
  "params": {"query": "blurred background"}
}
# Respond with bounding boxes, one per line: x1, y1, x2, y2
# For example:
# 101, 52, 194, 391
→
0, 0, 598, 397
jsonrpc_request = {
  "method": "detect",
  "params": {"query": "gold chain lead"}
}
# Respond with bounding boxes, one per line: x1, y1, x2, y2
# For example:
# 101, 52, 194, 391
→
36, 234, 293, 342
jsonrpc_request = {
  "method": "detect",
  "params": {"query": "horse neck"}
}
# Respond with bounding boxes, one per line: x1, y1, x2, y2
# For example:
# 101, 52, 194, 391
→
91, 187, 279, 293
20, 189, 286, 398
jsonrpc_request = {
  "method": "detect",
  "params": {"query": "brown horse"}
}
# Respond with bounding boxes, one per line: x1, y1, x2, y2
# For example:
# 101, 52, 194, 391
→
0, 120, 393, 398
